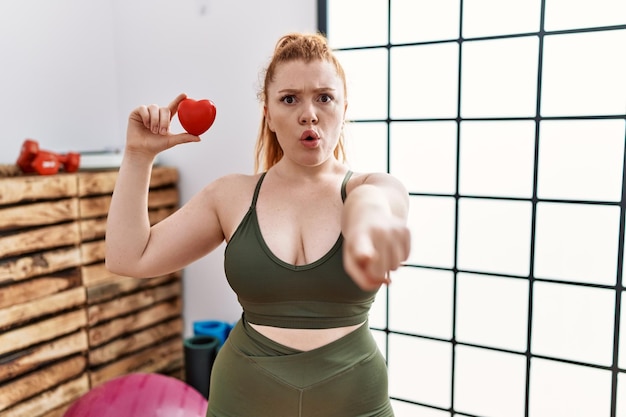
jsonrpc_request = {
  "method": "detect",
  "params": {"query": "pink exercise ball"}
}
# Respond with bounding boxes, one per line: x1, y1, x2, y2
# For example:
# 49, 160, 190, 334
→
64, 373, 208, 417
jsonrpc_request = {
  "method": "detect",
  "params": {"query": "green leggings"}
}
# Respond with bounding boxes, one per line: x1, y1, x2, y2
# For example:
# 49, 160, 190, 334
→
207, 317, 394, 417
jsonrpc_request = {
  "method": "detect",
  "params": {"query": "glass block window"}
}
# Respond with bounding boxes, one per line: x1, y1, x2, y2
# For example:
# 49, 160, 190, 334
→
321, 0, 626, 415
529, 358, 613, 416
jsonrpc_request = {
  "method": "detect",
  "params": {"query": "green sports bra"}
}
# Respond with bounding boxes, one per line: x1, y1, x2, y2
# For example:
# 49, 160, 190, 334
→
223, 171, 378, 329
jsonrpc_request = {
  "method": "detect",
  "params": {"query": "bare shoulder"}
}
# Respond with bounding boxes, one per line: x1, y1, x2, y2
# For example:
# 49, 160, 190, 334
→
346, 171, 409, 219
347, 171, 408, 194
197, 173, 264, 239
211, 172, 261, 192
196, 173, 261, 199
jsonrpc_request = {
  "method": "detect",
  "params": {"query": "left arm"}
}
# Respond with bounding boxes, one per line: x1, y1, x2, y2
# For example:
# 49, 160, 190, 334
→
342, 173, 411, 291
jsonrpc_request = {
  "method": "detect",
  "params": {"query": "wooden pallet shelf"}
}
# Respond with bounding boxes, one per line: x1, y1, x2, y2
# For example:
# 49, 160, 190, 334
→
0, 166, 183, 417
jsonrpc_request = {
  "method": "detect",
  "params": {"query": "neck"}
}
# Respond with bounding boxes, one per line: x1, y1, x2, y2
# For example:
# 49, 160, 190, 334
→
271, 158, 345, 181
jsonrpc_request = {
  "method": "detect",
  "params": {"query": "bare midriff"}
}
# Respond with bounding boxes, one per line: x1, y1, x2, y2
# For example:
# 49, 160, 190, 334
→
249, 321, 366, 351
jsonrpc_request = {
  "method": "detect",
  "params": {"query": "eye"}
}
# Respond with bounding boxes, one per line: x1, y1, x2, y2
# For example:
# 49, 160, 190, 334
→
319, 94, 333, 103
280, 95, 296, 104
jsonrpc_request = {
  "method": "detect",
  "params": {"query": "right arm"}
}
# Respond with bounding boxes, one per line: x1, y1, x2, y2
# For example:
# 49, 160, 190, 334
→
105, 93, 224, 278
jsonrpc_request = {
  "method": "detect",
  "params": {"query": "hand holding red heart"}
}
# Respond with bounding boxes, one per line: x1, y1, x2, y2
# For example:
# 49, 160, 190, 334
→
125, 93, 216, 159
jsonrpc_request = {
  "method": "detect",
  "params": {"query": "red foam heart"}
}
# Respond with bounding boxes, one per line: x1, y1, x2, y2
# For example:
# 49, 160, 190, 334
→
177, 98, 217, 136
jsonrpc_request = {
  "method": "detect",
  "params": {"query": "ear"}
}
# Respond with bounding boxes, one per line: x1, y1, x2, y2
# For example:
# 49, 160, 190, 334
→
264, 105, 275, 132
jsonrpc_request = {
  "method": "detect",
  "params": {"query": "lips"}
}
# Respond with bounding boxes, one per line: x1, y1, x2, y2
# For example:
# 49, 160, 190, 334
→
300, 129, 320, 141
300, 130, 320, 149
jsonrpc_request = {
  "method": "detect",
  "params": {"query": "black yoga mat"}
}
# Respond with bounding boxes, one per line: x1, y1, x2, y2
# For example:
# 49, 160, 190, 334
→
184, 335, 220, 399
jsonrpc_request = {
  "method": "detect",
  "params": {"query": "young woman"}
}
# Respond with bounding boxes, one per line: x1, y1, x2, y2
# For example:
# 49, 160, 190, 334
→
106, 33, 411, 416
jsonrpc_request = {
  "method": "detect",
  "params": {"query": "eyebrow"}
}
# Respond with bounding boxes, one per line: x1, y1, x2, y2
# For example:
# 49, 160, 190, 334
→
277, 87, 337, 94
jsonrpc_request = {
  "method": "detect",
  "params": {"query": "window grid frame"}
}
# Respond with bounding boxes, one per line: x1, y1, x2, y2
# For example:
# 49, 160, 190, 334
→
319, 1, 626, 416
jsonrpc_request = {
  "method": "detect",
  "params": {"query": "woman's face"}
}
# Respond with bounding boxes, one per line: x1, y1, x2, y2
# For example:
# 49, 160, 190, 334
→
265, 59, 347, 168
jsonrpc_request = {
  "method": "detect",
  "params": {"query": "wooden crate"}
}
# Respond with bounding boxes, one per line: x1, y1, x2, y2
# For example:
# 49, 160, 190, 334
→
0, 166, 183, 416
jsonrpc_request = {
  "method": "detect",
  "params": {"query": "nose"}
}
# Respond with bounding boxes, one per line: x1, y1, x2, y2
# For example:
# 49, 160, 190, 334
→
299, 102, 318, 125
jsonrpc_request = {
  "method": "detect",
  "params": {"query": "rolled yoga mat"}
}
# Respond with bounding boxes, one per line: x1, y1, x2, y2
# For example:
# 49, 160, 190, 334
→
184, 335, 220, 399
193, 320, 233, 346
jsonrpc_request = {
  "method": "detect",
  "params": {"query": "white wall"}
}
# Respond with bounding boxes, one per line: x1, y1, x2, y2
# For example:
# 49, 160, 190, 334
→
0, 0, 120, 155
0, 0, 317, 335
